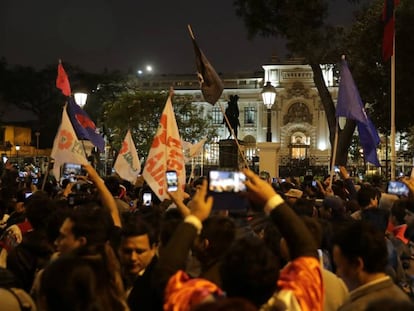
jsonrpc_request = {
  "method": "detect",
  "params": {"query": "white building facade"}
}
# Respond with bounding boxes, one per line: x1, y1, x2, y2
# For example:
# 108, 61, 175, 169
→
135, 59, 339, 177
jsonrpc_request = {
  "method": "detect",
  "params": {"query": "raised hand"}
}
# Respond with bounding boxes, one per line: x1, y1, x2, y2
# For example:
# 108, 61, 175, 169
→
243, 168, 277, 206
188, 179, 213, 222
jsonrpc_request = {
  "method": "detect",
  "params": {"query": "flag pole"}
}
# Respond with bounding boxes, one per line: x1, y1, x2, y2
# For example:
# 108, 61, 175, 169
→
329, 119, 340, 190
390, 24, 396, 181
188, 158, 195, 185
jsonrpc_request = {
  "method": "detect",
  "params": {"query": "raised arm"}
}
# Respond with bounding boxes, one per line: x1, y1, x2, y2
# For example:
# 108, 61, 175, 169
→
83, 164, 121, 228
244, 169, 318, 259
154, 180, 213, 289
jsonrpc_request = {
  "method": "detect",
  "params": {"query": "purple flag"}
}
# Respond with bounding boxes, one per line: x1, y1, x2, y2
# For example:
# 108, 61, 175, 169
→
67, 97, 105, 152
336, 59, 380, 167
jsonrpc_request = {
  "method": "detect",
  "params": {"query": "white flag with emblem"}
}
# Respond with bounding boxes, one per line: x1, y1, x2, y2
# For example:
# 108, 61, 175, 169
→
114, 130, 141, 184
51, 105, 89, 180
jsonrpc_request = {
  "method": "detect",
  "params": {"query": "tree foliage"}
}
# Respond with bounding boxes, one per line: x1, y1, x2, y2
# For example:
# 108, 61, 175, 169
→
234, 0, 364, 165
344, 0, 414, 133
100, 87, 216, 159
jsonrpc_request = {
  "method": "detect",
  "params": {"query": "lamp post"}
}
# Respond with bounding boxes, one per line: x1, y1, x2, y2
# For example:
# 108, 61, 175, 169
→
74, 92, 88, 108
35, 131, 40, 151
261, 82, 277, 142
15, 145, 20, 166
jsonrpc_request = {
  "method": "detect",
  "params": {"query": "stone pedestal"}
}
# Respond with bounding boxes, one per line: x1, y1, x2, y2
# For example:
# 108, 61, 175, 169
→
257, 142, 281, 178
219, 139, 245, 170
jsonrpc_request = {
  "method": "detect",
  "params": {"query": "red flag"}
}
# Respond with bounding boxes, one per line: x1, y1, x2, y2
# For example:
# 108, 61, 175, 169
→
382, 0, 400, 61
56, 61, 71, 96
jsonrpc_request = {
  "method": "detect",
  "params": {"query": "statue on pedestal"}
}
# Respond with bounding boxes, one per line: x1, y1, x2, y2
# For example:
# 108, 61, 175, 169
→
223, 95, 240, 139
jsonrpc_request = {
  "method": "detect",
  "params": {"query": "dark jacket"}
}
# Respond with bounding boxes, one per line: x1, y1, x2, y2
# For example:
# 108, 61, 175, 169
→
127, 256, 163, 311
6, 230, 54, 292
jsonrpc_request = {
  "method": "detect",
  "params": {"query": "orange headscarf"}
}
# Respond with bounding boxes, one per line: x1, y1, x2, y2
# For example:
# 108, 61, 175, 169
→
277, 257, 324, 311
164, 270, 224, 311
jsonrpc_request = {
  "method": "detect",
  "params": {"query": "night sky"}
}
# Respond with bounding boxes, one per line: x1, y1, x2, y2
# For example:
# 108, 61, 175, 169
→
0, 0, 360, 75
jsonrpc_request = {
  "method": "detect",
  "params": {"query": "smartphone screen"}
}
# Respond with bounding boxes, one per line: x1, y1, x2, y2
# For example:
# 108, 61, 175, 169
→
387, 181, 409, 197
143, 193, 152, 206
166, 170, 178, 192
62, 163, 83, 179
208, 170, 246, 193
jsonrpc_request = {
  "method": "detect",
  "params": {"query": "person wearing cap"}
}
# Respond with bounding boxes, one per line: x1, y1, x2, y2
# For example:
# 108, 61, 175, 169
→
284, 188, 304, 206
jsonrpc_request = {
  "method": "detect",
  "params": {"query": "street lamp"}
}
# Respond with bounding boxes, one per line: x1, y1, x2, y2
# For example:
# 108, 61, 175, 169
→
261, 81, 277, 142
74, 92, 88, 108
15, 145, 20, 165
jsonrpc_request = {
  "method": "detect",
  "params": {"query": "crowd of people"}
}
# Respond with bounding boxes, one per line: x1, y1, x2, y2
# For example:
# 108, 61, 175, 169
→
1, 160, 414, 311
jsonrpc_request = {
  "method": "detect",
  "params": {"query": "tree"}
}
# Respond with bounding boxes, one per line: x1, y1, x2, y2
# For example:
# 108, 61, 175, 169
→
0, 63, 63, 147
233, 0, 366, 165
344, 0, 414, 134
101, 88, 216, 160
0, 62, 114, 148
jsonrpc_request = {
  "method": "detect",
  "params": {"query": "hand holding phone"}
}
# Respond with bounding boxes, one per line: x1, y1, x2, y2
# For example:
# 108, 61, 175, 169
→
387, 181, 410, 197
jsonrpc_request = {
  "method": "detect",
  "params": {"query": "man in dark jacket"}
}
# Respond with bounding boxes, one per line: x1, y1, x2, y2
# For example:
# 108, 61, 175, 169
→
118, 215, 160, 311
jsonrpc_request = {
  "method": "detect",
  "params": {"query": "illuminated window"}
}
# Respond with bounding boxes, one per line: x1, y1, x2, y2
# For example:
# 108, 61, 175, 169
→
244, 107, 256, 126
211, 107, 222, 125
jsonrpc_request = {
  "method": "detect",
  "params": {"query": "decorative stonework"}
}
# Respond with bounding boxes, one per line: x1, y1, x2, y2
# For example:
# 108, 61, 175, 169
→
285, 81, 311, 99
283, 102, 313, 125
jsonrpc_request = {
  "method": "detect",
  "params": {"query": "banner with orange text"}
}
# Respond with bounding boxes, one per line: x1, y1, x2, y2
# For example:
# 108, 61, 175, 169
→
142, 96, 185, 201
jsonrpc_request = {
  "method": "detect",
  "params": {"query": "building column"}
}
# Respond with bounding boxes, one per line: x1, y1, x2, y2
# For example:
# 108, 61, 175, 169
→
257, 142, 281, 178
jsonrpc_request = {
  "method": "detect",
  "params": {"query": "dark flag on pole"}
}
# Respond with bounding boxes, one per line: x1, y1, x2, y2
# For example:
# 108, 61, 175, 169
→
56, 60, 71, 97
382, 0, 400, 61
188, 25, 223, 105
336, 58, 380, 167
66, 97, 105, 152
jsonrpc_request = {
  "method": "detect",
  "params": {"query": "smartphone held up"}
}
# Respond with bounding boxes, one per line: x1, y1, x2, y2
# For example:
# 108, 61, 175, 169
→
166, 170, 178, 192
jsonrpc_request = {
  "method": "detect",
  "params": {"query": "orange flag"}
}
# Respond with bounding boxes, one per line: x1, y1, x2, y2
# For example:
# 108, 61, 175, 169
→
56, 61, 71, 96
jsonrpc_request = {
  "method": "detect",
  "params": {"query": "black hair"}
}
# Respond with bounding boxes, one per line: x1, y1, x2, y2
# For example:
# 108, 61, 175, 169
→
159, 209, 183, 248
121, 214, 157, 246
357, 186, 380, 208
104, 176, 121, 197
361, 208, 389, 233
199, 216, 236, 261
292, 198, 315, 217
40, 255, 116, 311
220, 236, 279, 307
68, 203, 114, 246
301, 216, 323, 248
25, 192, 55, 230
391, 199, 409, 225
333, 221, 388, 274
